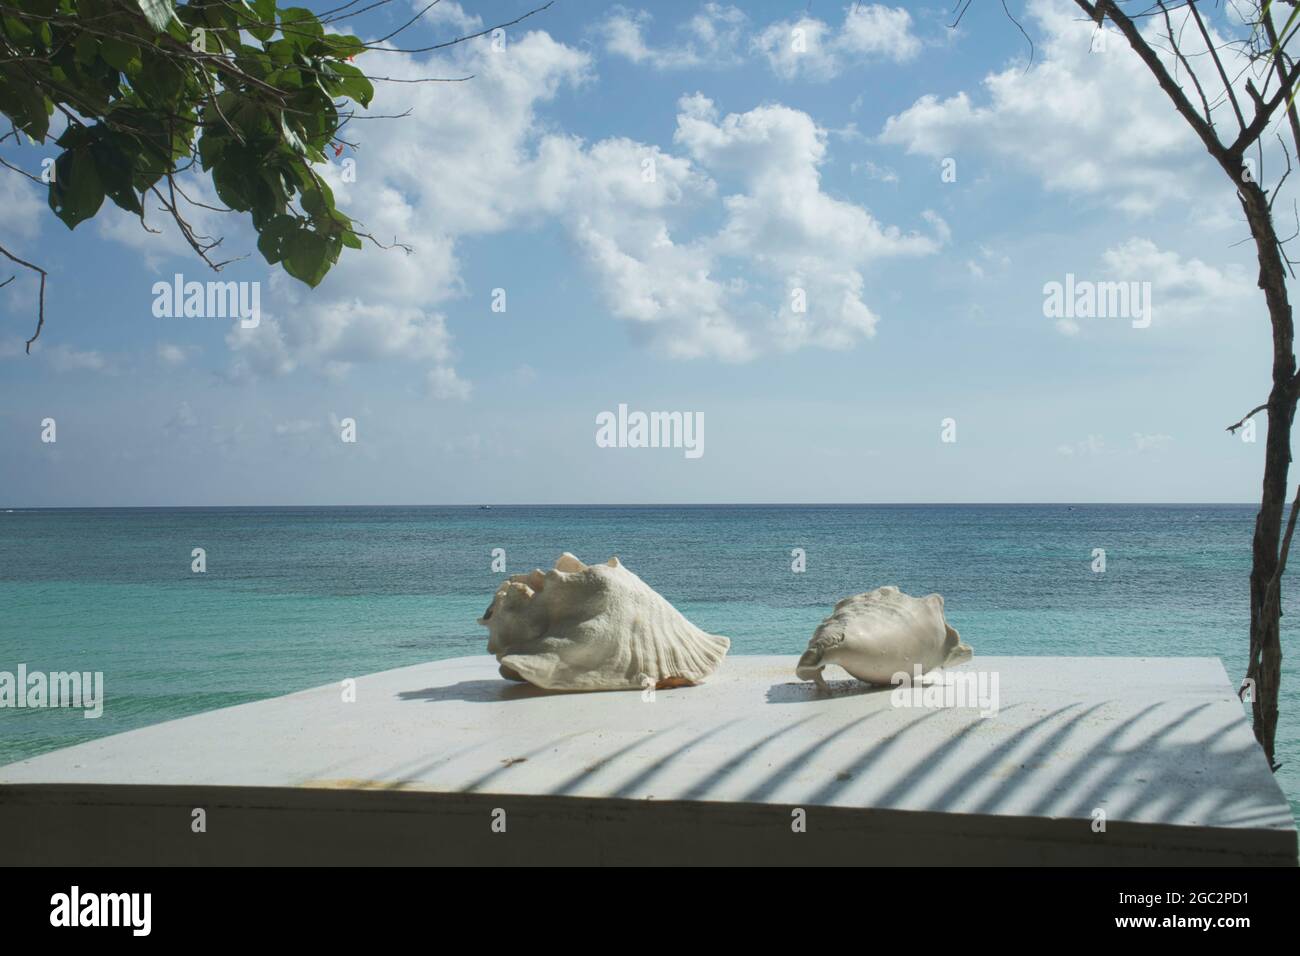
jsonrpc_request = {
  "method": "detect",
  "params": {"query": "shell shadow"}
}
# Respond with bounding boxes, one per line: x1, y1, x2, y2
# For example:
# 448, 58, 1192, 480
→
765, 678, 891, 704
397, 679, 566, 703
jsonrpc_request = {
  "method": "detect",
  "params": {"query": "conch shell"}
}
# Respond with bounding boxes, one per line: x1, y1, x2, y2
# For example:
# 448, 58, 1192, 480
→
796, 586, 971, 692
478, 553, 730, 691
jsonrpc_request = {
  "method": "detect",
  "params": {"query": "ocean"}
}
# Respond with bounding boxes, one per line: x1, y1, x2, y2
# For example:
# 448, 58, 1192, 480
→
1, 504, 1296, 821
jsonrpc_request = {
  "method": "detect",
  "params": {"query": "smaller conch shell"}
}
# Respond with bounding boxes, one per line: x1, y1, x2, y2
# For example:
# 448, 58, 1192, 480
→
796, 586, 971, 692
478, 553, 730, 691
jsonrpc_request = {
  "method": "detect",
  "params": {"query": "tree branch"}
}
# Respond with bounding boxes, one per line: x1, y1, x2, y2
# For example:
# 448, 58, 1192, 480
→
1085, 2, 1234, 170
1187, 0, 1245, 131
0, 240, 47, 352
1261, 481, 1300, 630
1227, 402, 1270, 433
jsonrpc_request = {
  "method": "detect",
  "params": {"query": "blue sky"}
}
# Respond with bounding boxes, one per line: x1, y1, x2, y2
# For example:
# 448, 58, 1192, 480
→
0, 0, 1281, 505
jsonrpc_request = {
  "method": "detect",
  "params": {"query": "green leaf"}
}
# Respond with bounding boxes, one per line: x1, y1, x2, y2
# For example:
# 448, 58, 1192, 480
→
0, 69, 52, 142
267, 66, 304, 90
211, 154, 255, 211
245, 0, 276, 42
135, 0, 177, 34
328, 62, 373, 108
74, 31, 98, 66
197, 130, 227, 172
256, 214, 298, 265
280, 112, 308, 156
100, 37, 141, 74
265, 38, 297, 65
283, 228, 332, 287
324, 34, 366, 61
1, 14, 35, 45
0, 0, 367, 286
136, 52, 186, 105
280, 7, 324, 49
49, 148, 106, 229
297, 174, 335, 219
92, 137, 144, 215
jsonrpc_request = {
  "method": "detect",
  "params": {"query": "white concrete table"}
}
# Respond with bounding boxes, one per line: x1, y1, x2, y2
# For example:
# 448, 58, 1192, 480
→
0, 655, 1294, 865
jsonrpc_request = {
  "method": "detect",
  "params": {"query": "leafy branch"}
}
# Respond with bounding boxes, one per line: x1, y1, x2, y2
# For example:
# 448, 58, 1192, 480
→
0, 0, 552, 347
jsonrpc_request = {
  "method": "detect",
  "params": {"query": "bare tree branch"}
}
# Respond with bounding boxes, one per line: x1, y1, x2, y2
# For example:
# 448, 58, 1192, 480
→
0, 240, 48, 352
1227, 402, 1271, 433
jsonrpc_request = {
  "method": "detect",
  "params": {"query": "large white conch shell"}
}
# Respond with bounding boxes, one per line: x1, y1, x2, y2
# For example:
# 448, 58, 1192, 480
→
478, 553, 730, 691
796, 586, 972, 692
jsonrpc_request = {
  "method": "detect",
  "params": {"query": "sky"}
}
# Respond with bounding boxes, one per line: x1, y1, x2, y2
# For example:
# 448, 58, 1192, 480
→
0, 0, 1286, 505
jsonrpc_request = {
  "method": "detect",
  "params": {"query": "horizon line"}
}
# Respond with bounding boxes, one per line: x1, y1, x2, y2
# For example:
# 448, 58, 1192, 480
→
0, 501, 1265, 510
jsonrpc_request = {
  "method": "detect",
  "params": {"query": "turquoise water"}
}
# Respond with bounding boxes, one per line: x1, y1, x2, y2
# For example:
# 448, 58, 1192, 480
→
0, 505, 1296, 819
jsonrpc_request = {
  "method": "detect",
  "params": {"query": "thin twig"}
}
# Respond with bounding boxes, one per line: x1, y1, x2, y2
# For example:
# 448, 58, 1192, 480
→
1227, 403, 1270, 433
0, 241, 48, 352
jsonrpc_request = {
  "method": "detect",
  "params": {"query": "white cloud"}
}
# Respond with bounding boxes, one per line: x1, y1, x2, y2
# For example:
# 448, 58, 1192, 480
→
226, 298, 463, 384
96, 172, 229, 274
967, 244, 1011, 281
669, 95, 942, 354
599, 4, 747, 69
157, 342, 198, 366
273, 418, 323, 437
753, 16, 834, 80
80, 29, 591, 393
329, 57, 937, 362
921, 210, 951, 243
1133, 432, 1173, 453
840, 4, 923, 61
754, 5, 921, 81
1057, 432, 1174, 455
880, 0, 1269, 214
852, 159, 899, 184
427, 365, 472, 400
0, 169, 44, 239
414, 0, 481, 33
40, 344, 112, 373
523, 95, 941, 361
100, 22, 937, 376
1046, 238, 1250, 337
1100, 238, 1252, 315
1057, 434, 1105, 456
685, 3, 748, 60
219, 29, 592, 391
574, 93, 942, 358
